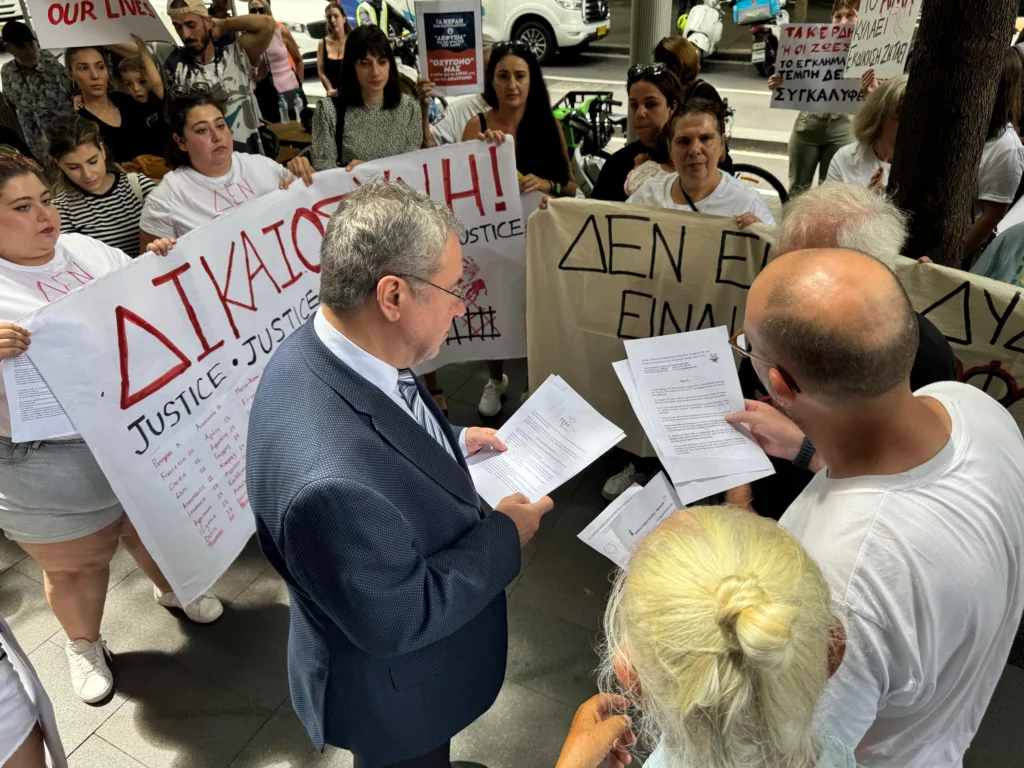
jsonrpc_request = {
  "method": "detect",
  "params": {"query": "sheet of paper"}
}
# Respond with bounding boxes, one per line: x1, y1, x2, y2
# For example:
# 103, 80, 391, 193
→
2, 355, 76, 443
468, 374, 625, 507
624, 328, 773, 483
611, 359, 774, 502
577, 484, 642, 568
577, 472, 683, 566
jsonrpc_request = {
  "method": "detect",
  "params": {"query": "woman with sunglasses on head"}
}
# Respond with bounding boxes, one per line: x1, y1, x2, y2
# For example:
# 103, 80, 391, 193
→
65, 40, 166, 164
46, 115, 155, 258
0, 153, 224, 707
591, 64, 684, 203
140, 89, 315, 250
317, 1, 352, 97
629, 100, 773, 228
768, 0, 860, 196
310, 25, 435, 171
458, 39, 575, 418
248, 0, 305, 117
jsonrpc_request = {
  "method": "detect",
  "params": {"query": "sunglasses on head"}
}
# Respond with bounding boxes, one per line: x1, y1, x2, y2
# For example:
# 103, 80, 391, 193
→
251, 6, 267, 12
168, 81, 214, 100
627, 62, 669, 86
491, 40, 532, 58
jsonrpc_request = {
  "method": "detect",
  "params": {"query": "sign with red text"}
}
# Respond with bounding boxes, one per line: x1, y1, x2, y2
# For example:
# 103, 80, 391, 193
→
26, 0, 173, 48
19, 140, 524, 605
771, 24, 864, 115
844, 0, 920, 79
415, 0, 483, 97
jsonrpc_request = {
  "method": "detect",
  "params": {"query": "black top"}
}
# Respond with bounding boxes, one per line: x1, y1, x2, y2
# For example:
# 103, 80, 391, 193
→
738, 312, 958, 521
0, 125, 32, 159
80, 91, 166, 163
591, 140, 648, 202
478, 112, 570, 184
323, 51, 343, 92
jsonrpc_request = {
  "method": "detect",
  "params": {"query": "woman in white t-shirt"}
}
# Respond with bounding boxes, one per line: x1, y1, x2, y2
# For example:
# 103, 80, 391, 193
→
627, 99, 775, 228
139, 90, 314, 249
967, 48, 1024, 258
0, 154, 224, 709
825, 74, 907, 191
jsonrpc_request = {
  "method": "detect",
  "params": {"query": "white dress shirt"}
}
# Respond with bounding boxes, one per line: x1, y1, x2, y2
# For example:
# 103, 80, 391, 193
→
313, 309, 467, 456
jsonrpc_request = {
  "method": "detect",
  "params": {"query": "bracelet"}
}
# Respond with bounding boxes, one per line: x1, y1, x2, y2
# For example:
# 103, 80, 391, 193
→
792, 437, 817, 472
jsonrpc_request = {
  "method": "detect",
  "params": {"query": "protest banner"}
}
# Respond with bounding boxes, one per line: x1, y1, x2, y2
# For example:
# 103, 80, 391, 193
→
876, 254, 1024, 432
844, 0, 920, 79
25, 0, 173, 48
16, 140, 524, 605
415, 0, 483, 98
527, 199, 778, 456
771, 23, 864, 115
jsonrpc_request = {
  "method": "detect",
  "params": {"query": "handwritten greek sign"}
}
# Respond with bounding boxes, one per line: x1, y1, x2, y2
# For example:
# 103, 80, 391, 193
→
415, 0, 483, 98
771, 24, 864, 115
19, 141, 524, 605
844, 0, 920, 79
25, 0, 173, 48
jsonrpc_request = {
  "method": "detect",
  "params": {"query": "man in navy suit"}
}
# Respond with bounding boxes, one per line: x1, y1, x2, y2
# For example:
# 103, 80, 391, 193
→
247, 178, 554, 768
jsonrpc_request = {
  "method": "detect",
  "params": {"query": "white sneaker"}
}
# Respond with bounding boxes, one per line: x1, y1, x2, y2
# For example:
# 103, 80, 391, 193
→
602, 463, 647, 501
154, 586, 224, 624
478, 374, 509, 417
65, 637, 113, 704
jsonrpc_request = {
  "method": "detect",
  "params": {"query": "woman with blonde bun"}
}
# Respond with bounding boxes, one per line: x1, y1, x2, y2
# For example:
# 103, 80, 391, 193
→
600, 505, 858, 768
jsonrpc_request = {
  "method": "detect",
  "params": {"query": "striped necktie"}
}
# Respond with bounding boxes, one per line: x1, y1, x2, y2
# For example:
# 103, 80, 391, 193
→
397, 370, 457, 460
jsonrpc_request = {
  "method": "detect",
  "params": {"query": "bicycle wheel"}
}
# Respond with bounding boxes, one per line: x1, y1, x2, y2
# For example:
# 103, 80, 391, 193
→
732, 163, 788, 225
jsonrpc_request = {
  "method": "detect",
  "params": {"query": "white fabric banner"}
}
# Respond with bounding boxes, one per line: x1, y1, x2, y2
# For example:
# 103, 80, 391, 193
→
25, 0, 173, 49
770, 23, 864, 115
844, 0, 920, 80
19, 140, 524, 604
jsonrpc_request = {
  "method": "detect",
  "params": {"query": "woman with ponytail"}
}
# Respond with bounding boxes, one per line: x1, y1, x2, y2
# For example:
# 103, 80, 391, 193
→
599, 505, 858, 768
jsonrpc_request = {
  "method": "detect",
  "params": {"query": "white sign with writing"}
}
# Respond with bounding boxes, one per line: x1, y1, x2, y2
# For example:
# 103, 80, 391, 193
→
18, 141, 524, 605
25, 0, 173, 48
771, 23, 864, 115
415, 0, 484, 98
844, 0, 920, 79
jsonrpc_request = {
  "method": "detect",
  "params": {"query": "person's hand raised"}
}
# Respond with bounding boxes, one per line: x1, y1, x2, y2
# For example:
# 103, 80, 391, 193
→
494, 493, 553, 547
145, 238, 177, 256
735, 212, 762, 230
767, 73, 782, 90
476, 129, 507, 145
725, 399, 806, 461
0, 322, 30, 361
555, 694, 635, 768
861, 67, 880, 95
415, 77, 435, 107
286, 156, 316, 186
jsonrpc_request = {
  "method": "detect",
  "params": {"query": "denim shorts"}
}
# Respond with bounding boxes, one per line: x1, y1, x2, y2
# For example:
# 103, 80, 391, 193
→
0, 436, 123, 544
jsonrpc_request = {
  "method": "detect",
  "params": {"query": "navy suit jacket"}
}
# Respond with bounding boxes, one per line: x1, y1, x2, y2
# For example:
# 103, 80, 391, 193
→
247, 319, 521, 764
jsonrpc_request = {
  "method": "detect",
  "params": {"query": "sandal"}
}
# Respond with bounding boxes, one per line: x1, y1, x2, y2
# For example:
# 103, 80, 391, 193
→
429, 388, 449, 417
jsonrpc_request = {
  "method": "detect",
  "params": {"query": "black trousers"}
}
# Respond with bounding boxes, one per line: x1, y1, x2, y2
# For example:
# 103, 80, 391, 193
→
353, 741, 451, 768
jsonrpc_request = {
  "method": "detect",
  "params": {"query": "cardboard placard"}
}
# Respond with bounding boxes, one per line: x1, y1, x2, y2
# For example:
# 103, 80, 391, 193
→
25, 0, 173, 48
415, 0, 483, 98
771, 23, 864, 115
844, 0, 920, 79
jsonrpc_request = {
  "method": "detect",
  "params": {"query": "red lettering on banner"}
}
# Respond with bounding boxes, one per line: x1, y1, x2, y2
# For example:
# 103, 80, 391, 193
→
489, 145, 507, 212
151, 263, 225, 362
116, 305, 192, 410
442, 155, 484, 216
290, 208, 325, 273
81, 0, 96, 20
262, 220, 303, 288
313, 193, 344, 223
104, 0, 119, 16
240, 230, 282, 295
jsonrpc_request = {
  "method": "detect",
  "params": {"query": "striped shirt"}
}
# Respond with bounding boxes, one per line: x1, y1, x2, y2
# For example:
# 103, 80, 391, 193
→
55, 172, 156, 258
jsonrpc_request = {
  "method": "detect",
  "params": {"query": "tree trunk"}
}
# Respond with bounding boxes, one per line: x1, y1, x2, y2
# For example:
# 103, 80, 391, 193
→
793, 0, 809, 23
888, 0, 1018, 266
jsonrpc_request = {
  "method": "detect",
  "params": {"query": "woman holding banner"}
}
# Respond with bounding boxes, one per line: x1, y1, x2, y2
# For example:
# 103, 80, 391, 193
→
767, 0, 860, 196
0, 154, 224, 706
591, 65, 683, 203
140, 89, 316, 248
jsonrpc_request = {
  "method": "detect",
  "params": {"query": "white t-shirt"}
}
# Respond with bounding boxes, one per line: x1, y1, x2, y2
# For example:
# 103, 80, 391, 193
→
625, 160, 675, 198
0, 234, 131, 438
780, 382, 1024, 768
627, 171, 775, 225
825, 142, 891, 188
429, 93, 489, 145
974, 124, 1024, 218
139, 152, 292, 239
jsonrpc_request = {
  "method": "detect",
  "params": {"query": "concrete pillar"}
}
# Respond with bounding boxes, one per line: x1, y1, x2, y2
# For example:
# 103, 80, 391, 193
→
628, 0, 674, 139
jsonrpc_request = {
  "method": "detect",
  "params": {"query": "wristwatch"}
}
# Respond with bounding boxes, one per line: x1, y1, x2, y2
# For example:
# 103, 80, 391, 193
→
792, 437, 817, 471
553, 182, 562, 196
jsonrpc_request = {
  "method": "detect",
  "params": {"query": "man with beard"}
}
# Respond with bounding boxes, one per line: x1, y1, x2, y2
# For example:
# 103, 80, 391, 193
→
725, 248, 1024, 768
163, 0, 275, 154
247, 178, 552, 768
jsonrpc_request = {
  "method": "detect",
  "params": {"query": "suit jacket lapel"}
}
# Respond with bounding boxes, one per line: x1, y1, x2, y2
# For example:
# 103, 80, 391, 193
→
298, 323, 479, 508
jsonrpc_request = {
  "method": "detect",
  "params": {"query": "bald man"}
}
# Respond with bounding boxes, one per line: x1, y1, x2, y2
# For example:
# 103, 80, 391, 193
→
727, 248, 1024, 768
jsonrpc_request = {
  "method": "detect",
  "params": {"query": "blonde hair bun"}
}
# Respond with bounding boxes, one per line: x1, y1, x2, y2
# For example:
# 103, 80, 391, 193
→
715, 575, 796, 669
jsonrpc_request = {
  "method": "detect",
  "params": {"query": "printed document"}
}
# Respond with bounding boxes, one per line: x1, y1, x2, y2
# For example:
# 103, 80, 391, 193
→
624, 327, 773, 484
3, 355, 76, 443
578, 472, 682, 566
468, 375, 625, 507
